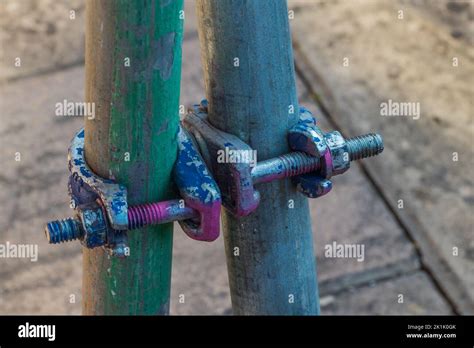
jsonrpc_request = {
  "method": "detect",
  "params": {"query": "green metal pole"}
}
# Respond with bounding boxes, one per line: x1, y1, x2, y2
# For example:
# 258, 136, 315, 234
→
196, 0, 319, 314
82, 0, 184, 315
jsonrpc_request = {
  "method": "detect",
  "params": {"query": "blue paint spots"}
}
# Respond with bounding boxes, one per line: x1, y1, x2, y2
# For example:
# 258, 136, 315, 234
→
68, 128, 129, 231
111, 199, 126, 214
174, 127, 221, 205
173, 126, 221, 241
80, 167, 92, 178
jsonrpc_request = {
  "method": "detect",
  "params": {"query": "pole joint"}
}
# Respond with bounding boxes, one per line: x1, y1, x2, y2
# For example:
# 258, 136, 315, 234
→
45, 127, 222, 258
182, 99, 384, 216
45, 103, 383, 257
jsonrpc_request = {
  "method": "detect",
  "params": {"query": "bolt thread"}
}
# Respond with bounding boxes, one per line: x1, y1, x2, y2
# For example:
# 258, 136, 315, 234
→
45, 218, 83, 244
128, 200, 198, 230
128, 203, 163, 230
279, 151, 320, 177
346, 133, 384, 161
45, 200, 197, 245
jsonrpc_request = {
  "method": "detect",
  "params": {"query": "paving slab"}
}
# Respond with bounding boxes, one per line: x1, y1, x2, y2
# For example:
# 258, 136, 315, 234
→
322, 271, 453, 315
301, 98, 420, 292
290, 0, 474, 313
0, 249, 82, 315
0, 0, 85, 81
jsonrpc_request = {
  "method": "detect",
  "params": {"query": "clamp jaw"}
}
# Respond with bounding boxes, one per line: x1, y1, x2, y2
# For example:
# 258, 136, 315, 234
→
174, 127, 221, 241
68, 129, 129, 257
182, 104, 260, 217
46, 126, 222, 257
288, 106, 336, 199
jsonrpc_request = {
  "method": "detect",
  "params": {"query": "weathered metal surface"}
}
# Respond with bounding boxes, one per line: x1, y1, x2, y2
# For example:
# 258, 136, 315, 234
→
44, 127, 131, 257
45, 125, 221, 249
77, 201, 109, 249
174, 127, 222, 241
251, 151, 320, 185
183, 103, 260, 217
46, 196, 199, 252
68, 128, 128, 230
196, 0, 319, 315
83, 0, 184, 315
288, 106, 328, 158
128, 200, 197, 229
46, 218, 83, 244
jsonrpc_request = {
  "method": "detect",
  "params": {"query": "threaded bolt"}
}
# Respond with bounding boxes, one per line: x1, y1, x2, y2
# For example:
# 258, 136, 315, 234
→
45, 218, 83, 244
278, 151, 320, 177
346, 133, 384, 161
252, 152, 320, 185
252, 132, 383, 184
128, 201, 198, 230
46, 133, 383, 244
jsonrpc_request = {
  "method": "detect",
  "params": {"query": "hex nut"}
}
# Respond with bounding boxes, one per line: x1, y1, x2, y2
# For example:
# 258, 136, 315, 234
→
78, 201, 109, 249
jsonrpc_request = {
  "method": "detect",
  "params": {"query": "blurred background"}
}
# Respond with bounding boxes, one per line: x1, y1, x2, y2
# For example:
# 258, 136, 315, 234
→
0, 0, 472, 315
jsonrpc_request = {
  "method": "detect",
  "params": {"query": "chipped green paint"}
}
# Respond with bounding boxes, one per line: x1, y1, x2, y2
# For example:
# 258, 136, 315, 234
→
83, 0, 184, 315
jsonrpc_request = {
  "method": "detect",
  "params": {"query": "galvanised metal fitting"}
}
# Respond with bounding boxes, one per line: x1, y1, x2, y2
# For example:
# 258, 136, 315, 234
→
285, 107, 383, 198
183, 103, 260, 216
182, 100, 383, 217
173, 127, 221, 241
45, 127, 221, 257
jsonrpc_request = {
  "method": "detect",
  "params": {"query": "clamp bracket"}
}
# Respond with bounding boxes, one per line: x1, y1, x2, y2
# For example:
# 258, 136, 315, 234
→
182, 100, 383, 216
182, 103, 260, 217
63, 126, 221, 257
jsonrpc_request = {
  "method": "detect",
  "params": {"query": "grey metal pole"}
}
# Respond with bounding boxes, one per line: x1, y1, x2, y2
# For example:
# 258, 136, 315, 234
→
196, 0, 319, 314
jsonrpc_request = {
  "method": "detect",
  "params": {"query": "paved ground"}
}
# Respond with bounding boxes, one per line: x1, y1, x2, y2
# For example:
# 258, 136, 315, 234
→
291, 0, 474, 314
0, 0, 471, 315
